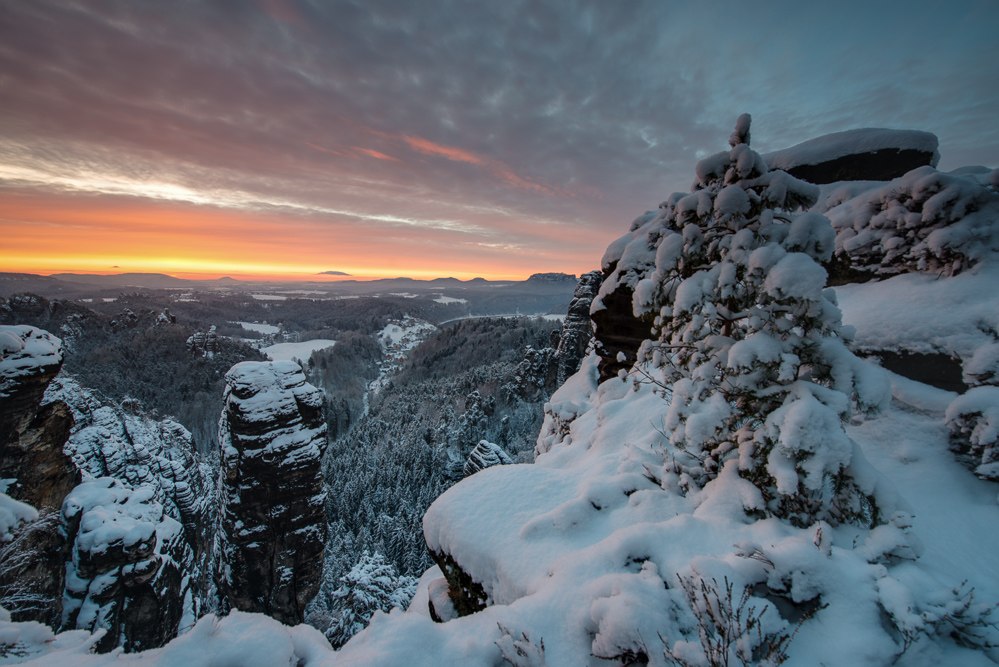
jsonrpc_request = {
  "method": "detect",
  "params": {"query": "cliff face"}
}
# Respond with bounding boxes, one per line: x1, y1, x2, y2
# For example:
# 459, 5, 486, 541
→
0, 326, 80, 627
0, 326, 80, 509
214, 361, 327, 625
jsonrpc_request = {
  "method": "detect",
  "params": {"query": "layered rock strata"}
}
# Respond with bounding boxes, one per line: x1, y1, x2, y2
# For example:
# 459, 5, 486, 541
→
555, 270, 601, 386
214, 361, 327, 625
462, 440, 513, 477
0, 326, 80, 626
61, 478, 191, 653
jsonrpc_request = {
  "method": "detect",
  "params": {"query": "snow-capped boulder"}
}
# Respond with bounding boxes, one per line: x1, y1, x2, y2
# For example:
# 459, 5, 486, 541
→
463, 440, 514, 477
762, 128, 940, 184
61, 477, 192, 653
214, 361, 327, 625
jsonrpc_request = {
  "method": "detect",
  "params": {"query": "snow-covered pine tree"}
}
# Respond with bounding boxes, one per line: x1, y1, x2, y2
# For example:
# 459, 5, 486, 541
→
325, 550, 416, 648
636, 114, 892, 528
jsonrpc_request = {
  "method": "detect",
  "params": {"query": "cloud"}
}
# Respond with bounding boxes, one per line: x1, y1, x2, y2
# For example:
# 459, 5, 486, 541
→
1, 0, 996, 279
317, 270, 351, 276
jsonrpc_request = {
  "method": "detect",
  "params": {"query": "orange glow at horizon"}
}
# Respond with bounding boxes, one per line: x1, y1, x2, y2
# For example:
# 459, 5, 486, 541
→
1, 191, 605, 282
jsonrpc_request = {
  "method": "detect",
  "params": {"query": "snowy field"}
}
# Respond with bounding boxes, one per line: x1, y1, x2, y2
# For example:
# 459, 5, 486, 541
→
234, 321, 280, 335
262, 339, 336, 362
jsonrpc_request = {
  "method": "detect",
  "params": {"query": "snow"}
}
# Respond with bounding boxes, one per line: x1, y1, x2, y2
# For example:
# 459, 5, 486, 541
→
0, 325, 62, 396
234, 321, 280, 335
377, 317, 436, 351
0, 491, 38, 539
432, 296, 468, 304
763, 128, 940, 171
834, 263, 999, 357
262, 339, 337, 363
250, 294, 287, 301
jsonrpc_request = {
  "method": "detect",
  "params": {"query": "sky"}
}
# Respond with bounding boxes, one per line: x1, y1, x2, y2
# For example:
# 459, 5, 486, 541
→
1, 0, 997, 282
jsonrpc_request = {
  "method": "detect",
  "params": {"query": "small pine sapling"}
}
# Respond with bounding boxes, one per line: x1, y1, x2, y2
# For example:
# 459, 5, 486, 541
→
636, 115, 892, 527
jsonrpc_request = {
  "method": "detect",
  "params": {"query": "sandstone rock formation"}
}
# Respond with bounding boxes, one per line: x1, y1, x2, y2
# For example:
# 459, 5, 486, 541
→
0, 326, 80, 627
762, 128, 939, 184
51, 375, 210, 551
462, 440, 513, 477
555, 270, 601, 386
214, 360, 327, 625
61, 478, 191, 653
186, 325, 219, 356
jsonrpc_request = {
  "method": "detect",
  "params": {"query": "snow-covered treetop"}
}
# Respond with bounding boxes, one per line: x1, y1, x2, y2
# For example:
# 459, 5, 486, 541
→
763, 128, 940, 172
0, 325, 62, 397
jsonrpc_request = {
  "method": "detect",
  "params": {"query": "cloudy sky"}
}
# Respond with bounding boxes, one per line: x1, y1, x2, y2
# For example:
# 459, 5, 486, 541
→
2, 0, 997, 280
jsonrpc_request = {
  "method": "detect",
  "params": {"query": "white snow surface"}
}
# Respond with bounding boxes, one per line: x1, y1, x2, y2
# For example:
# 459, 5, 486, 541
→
763, 128, 940, 171
262, 339, 337, 363
432, 296, 467, 304
834, 262, 999, 357
235, 321, 280, 335
0, 325, 62, 397
378, 317, 436, 350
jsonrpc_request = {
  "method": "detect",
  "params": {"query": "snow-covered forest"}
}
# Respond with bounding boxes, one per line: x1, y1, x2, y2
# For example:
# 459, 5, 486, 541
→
2, 117, 998, 665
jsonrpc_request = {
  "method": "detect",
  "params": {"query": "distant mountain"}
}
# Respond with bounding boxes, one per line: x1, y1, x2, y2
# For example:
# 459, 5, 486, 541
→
47, 273, 244, 288
525, 272, 577, 285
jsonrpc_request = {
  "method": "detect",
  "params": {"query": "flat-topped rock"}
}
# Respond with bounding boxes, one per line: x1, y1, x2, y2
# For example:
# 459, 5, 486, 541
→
763, 128, 939, 184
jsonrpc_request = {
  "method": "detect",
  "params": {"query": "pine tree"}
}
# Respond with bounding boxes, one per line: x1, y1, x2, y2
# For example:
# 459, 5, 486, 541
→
637, 115, 892, 527
325, 550, 409, 648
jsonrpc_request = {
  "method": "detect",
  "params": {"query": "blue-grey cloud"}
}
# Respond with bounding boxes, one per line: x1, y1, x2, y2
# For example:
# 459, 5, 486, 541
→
1, 0, 997, 272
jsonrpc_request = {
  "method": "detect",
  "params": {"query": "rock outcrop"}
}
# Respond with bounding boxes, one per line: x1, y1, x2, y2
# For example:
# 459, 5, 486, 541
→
555, 271, 601, 386
0, 326, 80, 627
762, 128, 940, 184
462, 440, 513, 477
50, 376, 211, 552
61, 478, 191, 653
186, 325, 219, 357
214, 361, 327, 625
590, 281, 651, 384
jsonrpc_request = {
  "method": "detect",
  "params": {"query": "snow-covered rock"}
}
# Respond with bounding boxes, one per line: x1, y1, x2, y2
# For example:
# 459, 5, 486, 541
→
61, 478, 192, 653
762, 128, 940, 184
555, 270, 601, 386
462, 440, 514, 477
214, 361, 328, 625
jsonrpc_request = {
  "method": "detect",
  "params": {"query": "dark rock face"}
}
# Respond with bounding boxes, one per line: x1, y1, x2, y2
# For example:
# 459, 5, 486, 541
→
781, 148, 938, 184
427, 547, 488, 618
555, 271, 601, 386
590, 281, 652, 384
463, 440, 513, 477
762, 128, 940, 184
0, 326, 65, 460
214, 361, 327, 625
61, 478, 190, 654
0, 326, 80, 510
870, 350, 968, 394
9, 401, 78, 510
0, 326, 80, 627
